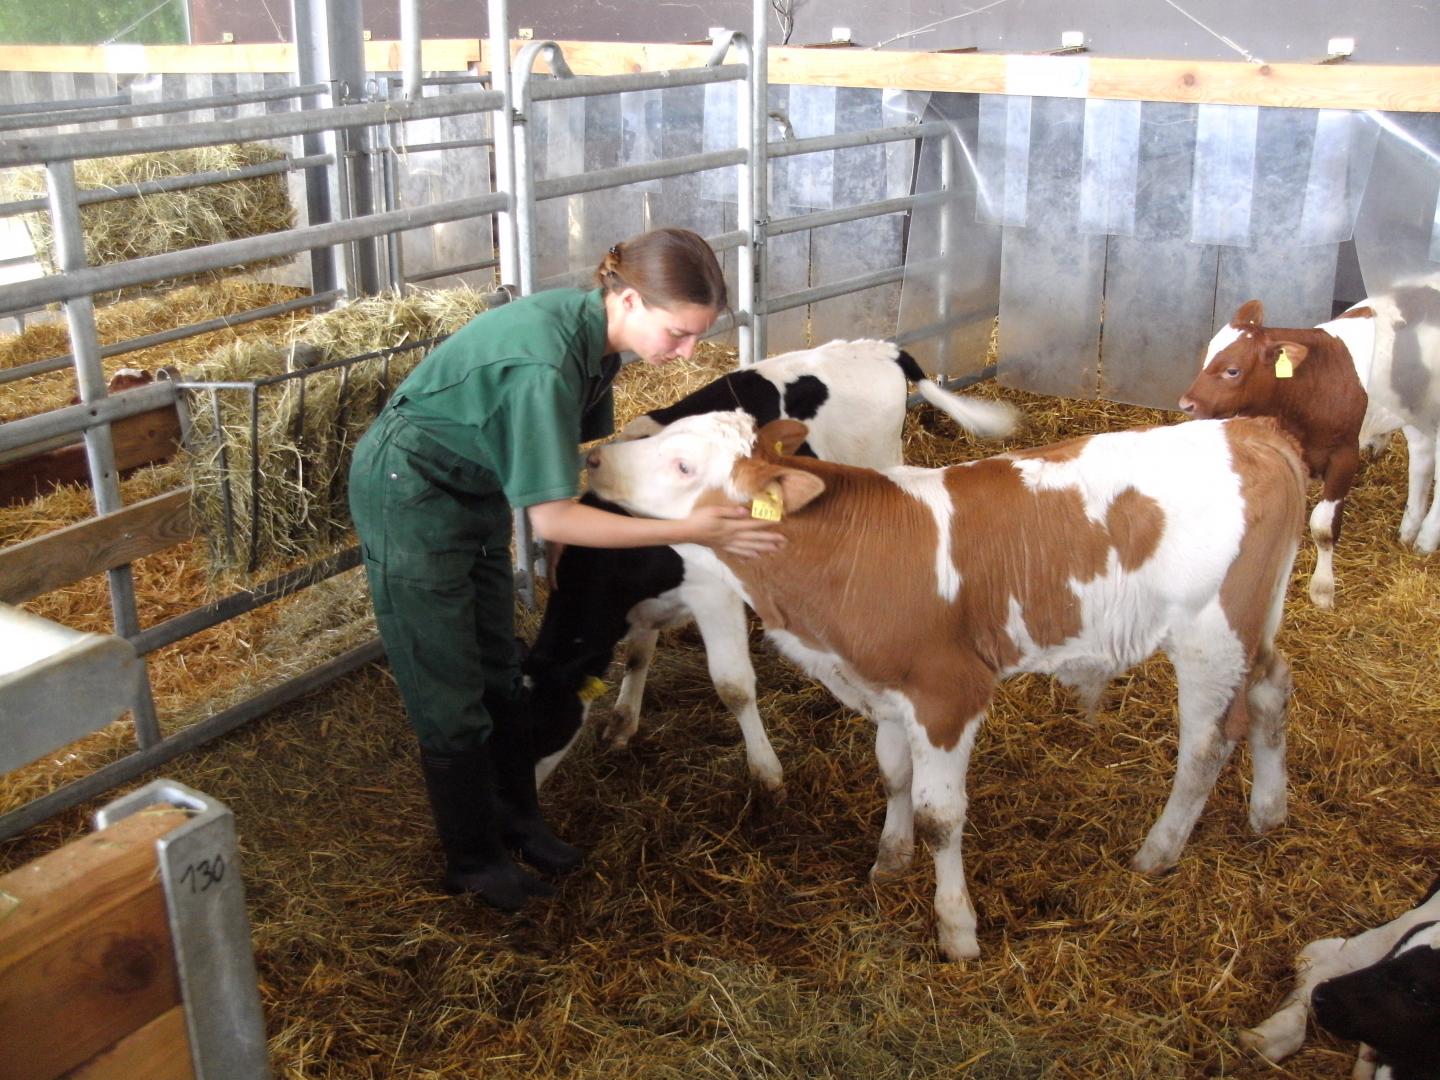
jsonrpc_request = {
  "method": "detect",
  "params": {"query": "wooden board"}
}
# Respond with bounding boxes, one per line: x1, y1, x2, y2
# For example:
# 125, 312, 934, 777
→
0, 40, 1435, 111
0, 405, 183, 508
0, 487, 194, 605
62, 1006, 194, 1080
0, 808, 189, 1080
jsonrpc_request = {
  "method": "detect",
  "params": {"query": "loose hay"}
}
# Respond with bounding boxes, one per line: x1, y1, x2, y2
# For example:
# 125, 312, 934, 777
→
1, 341, 1437, 1079
0, 144, 295, 294
179, 288, 493, 574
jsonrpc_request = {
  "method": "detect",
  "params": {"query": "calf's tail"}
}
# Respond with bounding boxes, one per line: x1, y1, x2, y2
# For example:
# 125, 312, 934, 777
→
895, 349, 1018, 440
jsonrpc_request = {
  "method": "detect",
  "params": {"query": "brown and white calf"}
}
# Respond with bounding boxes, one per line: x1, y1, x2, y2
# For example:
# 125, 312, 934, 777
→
586, 410, 1305, 960
1180, 281, 1440, 608
528, 339, 1017, 793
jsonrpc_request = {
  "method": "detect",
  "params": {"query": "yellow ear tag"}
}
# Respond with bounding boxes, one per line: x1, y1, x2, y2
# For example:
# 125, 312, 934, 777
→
750, 482, 784, 522
774, 440, 785, 454
577, 676, 607, 703
1274, 349, 1294, 379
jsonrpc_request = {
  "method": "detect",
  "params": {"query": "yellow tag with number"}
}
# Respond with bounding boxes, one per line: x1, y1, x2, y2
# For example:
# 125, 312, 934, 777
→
1274, 348, 1294, 379
750, 482, 784, 522
577, 675, 607, 703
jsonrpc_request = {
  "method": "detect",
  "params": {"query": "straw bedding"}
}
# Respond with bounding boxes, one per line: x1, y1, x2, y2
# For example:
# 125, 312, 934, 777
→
1, 337, 1437, 1079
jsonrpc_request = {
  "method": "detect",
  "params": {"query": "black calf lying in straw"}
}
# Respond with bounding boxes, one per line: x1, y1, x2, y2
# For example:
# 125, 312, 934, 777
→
1244, 874, 1440, 1079
521, 339, 1017, 789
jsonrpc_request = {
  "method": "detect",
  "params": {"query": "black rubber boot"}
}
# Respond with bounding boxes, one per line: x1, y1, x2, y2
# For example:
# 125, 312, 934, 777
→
418, 746, 554, 910
486, 690, 584, 876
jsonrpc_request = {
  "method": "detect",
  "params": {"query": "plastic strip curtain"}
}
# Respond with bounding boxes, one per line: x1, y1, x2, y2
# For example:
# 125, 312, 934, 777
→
761, 84, 835, 352
810, 87, 917, 344
1213, 108, 1344, 333
996, 95, 1107, 398
1352, 112, 1440, 292
897, 92, 1002, 380
1100, 102, 1221, 408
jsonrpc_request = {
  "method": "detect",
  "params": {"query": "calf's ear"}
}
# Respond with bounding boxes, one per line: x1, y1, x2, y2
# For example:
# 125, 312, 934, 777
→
1233, 299, 1265, 328
1270, 340, 1310, 374
757, 418, 810, 456
733, 458, 826, 514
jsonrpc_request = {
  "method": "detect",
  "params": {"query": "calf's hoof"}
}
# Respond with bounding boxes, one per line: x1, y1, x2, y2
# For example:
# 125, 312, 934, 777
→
598, 709, 640, 750
1129, 845, 1178, 876
1308, 577, 1335, 610
1238, 1020, 1304, 1064
869, 843, 915, 882
937, 925, 981, 962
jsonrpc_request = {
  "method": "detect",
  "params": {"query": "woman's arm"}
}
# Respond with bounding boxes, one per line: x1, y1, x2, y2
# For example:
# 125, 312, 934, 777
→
526, 498, 783, 557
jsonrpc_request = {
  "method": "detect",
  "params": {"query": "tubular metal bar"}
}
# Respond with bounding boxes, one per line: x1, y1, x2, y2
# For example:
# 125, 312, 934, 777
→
511, 40, 576, 295
536, 229, 747, 290
894, 312, 999, 349
46, 159, 163, 748
749, 3, 770, 363
378, 73, 491, 88
527, 63, 747, 103
0, 638, 386, 844
400, 0, 422, 101
0, 154, 334, 220
766, 120, 949, 159
488, 0, 518, 286
0, 290, 340, 387
0, 82, 333, 135
0, 92, 129, 117
715, 30, 758, 369
760, 264, 906, 315
406, 256, 500, 283
378, 136, 496, 155
2, 189, 509, 312
534, 148, 748, 202
0, 88, 504, 169
766, 189, 950, 238
130, 549, 363, 656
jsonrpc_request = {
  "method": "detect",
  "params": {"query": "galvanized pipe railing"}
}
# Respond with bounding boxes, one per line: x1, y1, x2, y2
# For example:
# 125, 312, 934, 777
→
0, 82, 333, 134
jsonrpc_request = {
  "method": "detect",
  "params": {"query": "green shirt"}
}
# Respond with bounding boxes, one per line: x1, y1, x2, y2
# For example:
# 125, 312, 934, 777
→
388, 287, 617, 508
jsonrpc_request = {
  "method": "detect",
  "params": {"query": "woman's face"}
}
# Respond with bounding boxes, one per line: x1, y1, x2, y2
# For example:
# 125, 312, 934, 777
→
608, 288, 718, 365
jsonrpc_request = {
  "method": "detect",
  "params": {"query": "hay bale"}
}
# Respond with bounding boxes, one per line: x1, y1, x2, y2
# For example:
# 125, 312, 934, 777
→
179, 288, 493, 573
0, 144, 295, 294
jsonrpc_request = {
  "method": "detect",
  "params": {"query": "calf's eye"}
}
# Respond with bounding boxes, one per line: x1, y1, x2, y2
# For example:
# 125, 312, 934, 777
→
676, 460, 692, 476
1224, 367, 1240, 378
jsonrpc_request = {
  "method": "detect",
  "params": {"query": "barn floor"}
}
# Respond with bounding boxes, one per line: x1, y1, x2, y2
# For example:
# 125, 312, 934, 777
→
2, 354, 1438, 1079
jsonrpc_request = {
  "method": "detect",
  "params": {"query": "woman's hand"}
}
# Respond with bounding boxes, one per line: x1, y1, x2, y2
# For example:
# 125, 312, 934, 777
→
681, 504, 785, 557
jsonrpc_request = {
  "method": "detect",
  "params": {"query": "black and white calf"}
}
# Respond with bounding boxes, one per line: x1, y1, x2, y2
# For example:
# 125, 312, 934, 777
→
1244, 874, 1440, 1079
523, 338, 1018, 790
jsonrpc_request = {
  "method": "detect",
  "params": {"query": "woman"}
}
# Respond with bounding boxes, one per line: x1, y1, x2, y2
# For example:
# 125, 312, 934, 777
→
348, 228, 781, 911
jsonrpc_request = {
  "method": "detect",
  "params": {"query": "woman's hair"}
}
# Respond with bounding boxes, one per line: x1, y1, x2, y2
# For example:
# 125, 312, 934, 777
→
594, 227, 728, 312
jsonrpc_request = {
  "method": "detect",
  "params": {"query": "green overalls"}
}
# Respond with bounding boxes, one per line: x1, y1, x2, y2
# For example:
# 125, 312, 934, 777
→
348, 288, 618, 752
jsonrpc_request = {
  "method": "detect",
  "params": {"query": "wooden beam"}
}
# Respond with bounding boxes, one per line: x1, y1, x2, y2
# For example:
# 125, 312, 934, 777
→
0, 405, 183, 509
520, 41, 1440, 112
0, 808, 188, 1080
0, 487, 194, 604
0, 39, 1434, 111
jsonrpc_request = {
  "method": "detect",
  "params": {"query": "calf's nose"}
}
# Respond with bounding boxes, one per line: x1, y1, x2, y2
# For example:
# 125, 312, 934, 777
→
585, 450, 603, 469
1177, 396, 1196, 415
